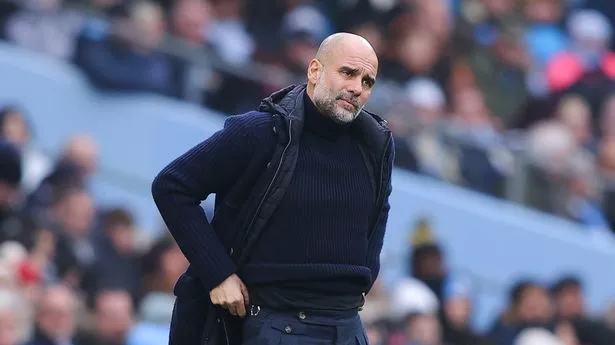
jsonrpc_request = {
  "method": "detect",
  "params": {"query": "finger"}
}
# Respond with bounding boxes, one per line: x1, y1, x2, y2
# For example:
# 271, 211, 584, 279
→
225, 303, 236, 315
240, 284, 250, 307
236, 300, 246, 318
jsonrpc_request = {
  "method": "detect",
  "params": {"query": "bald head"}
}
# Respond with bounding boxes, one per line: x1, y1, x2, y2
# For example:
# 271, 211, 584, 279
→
37, 285, 77, 340
315, 32, 377, 67
62, 134, 97, 176
307, 32, 379, 124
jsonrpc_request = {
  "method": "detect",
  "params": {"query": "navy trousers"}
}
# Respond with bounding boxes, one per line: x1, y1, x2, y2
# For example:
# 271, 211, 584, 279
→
241, 305, 369, 345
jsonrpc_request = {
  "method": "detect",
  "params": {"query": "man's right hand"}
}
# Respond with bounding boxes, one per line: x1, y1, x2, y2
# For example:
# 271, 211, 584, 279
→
209, 274, 250, 317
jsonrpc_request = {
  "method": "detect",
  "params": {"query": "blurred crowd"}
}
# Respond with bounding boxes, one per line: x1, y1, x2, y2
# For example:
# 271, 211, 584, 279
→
1, 0, 615, 345
358, 223, 615, 345
0, 105, 188, 345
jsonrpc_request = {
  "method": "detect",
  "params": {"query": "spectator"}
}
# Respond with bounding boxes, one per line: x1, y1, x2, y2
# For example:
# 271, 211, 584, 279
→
74, 0, 181, 97
388, 77, 458, 180
489, 280, 554, 345
140, 236, 187, 295
0, 287, 29, 345
3, 0, 83, 60
82, 208, 141, 307
48, 187, 96, 287
409, 234, 450, 303
381, 26, 450, 88
447, 86, 508, 195
440, 278, 495, 345
465, 20, 530, 128
169, 0, 213, 47
555, 95, 596, 153
26, 134, 96, 218
0, 106, 52, 193
90, 290, 134, 345
551, 276, 615, 345
599, 92, 615, 139
24, 284, 90, 345
545, 9, 615, 116
208, 0, 255, 67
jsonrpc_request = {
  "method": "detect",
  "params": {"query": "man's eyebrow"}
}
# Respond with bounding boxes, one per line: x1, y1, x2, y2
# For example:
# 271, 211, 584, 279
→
339, 66, 376, 81
338, 66, 360, 74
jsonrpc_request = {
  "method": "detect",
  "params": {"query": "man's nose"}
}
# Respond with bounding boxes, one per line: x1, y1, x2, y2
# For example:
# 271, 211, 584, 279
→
346, 78, 363, 96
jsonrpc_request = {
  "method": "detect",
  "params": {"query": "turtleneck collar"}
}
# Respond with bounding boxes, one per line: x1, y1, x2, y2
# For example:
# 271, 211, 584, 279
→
303, 91, 352, 140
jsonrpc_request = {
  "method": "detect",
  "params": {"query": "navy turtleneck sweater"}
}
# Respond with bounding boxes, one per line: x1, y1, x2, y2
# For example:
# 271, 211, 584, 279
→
242, 93, 374, 310
152, 90, 384, 311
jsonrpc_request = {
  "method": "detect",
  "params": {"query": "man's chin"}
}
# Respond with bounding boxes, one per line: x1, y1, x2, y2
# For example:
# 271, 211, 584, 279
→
331, 109, 358, 124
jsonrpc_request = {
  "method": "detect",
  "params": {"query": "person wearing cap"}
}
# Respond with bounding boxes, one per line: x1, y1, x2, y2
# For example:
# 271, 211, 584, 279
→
152, 32, 393, 344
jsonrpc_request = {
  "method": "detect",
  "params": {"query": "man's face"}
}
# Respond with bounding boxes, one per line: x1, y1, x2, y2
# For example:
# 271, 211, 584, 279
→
556, 286, 584, 318
311, 44, 378, 124
95, 292, 134, 343
516, 286, 553, 323
1, 112, 29, 148
37, 290, 76, 341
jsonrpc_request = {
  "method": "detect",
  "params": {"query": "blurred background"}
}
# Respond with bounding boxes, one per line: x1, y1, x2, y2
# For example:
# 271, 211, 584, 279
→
0, 0, 615, 345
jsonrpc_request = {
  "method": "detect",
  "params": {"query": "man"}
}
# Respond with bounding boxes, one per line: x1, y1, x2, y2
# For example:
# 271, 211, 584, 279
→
152, 32, 394, 344
25, 285, 92, 345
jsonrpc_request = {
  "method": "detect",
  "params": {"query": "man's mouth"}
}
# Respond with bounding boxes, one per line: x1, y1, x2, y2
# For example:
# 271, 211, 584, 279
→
337, 98, 357, 109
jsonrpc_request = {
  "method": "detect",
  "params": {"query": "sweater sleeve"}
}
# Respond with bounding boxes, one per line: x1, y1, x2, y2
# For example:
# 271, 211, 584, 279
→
151, 114, 266, 292
365, 138, 395, 292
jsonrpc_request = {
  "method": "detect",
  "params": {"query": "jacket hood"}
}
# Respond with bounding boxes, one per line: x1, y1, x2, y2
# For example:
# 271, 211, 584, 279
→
257, 84, 306, 119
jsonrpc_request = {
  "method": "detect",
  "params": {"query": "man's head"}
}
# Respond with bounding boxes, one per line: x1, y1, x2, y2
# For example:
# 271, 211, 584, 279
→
510, 280, 553, 325
94, 290, 134, 344
101, 208, 136, 255
128, 1, 166, 52
51, 187, 95, 239
36, 285, 78, 341
306, 33, 378, 124
171, 0, 212, 45
0, 107, 30, 148
551, 276, 584, 318
61, 134, 98, 178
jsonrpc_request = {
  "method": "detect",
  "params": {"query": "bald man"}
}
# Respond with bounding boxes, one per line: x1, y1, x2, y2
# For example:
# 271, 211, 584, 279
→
152, 32, 394, 345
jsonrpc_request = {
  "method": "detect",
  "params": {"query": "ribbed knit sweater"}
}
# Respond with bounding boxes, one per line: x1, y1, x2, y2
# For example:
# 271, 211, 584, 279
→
241, 93, 374, 297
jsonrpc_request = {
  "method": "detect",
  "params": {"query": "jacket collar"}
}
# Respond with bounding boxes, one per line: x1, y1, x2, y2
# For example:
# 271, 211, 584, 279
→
258, 84, 391, 151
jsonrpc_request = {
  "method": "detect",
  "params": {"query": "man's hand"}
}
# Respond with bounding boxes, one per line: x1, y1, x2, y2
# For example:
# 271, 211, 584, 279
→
209, 274, 250, 317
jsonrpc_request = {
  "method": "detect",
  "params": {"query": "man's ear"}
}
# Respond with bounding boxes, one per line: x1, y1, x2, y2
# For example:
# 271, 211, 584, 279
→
307, 59, 322, 85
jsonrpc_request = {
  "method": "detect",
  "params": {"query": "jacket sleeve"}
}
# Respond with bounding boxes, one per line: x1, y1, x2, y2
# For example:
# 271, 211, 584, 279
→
151, 115, 262, 292
365, 138, 395, 292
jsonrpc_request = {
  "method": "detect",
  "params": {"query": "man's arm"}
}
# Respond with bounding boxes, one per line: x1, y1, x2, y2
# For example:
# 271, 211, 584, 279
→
365, 139, 395, 292
151, 113, 269, 292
